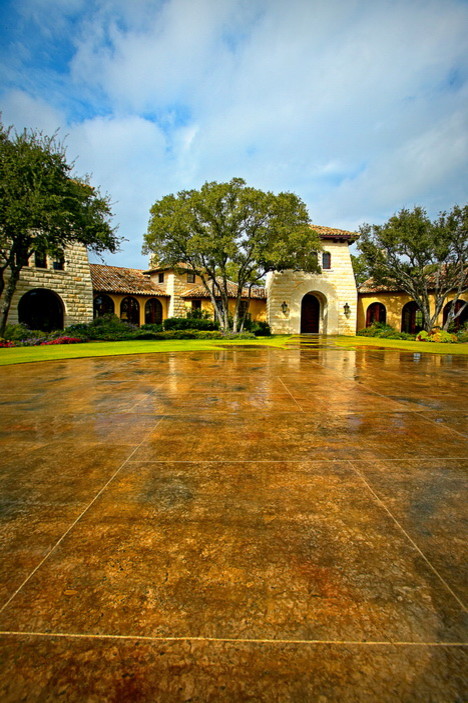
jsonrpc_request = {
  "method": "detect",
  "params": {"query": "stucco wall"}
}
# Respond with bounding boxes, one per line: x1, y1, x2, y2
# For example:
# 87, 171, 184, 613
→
7, 243, 93, 327
267, 241, 357, 335
358, 292, 468, 331
99, 293, 170, 326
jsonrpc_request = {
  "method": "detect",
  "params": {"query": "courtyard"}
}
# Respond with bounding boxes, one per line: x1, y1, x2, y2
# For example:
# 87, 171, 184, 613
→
0, 338, 466, 701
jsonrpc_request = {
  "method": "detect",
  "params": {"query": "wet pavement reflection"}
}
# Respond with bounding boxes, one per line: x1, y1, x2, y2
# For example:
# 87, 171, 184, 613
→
0, 338, 467, 701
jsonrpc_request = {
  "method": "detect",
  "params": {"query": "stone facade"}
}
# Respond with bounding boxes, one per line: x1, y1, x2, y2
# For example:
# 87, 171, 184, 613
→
267, 240, 357, 335
7, 243, 93, 327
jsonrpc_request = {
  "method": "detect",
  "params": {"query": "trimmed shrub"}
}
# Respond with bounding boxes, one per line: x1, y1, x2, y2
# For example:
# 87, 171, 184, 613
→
357, 323, 415, 340
64, 314, 137, 340
416, 329, 457, 343
164, 317, 218, 331
3, 323, 44, 341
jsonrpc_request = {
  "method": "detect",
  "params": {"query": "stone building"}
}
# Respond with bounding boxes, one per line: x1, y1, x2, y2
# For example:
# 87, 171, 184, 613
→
266, 225, 358, 335
6, 243, 93, 331
4, 224, 361, 334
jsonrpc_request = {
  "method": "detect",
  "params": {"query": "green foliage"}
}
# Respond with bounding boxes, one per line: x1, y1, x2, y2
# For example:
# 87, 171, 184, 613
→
350, 253, 370, 286
358, 204, 468, 332
3, 323, 44, 341
416, 329, 457, 343
64, 314, 136, 340
242, 319, 271, 336
164, 317, 218, 331
140, 323, 163, 332
143, 178, 321, 331
0, 122, 120, 335
357, 323, 415, 340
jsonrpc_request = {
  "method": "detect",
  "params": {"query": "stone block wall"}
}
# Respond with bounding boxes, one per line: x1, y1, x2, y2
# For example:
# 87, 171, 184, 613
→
267, 241, 358, 335
7, 243, 94, 327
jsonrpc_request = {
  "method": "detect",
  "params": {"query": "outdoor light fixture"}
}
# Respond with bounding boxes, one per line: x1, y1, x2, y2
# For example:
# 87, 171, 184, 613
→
281, 301, 289, 315
343, 302, 351, 317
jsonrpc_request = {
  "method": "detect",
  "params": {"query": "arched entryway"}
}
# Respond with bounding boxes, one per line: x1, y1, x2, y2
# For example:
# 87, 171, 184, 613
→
145, 298, 163, 325
366, 302, 386, 327
94, 294, 114, 318
18, 288, 64, 332
301, 293, 320, 333
443, 299, 468, 331
120, 296, 140, 325
401, 301, 423, 334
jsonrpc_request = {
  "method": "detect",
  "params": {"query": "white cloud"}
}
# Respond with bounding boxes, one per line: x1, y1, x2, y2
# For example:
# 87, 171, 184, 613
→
1, 0, 467, 266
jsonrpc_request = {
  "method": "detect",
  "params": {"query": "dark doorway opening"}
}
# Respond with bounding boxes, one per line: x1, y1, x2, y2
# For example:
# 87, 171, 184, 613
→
443, 299, 468, 331
366, 302, 386, 327
401, 301, 423, 334
18, 289, 64, 332
145, 298, 163, 325
301, 293, 320, 333
120, 296, 140, 326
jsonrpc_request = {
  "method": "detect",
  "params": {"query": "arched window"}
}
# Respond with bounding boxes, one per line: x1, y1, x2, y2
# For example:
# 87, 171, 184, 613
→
120, 296, 140, 325
401, 301, 423, 334
322, 252, 331, 270
443, 299, 468, 330
94, 294, 114, 318
145, 298, 163, 324
18, 289, 64, 332
366, 302, 386, 327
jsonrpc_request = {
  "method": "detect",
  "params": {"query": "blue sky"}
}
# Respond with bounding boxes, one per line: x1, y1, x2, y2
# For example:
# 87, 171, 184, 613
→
1, 0, 467, 269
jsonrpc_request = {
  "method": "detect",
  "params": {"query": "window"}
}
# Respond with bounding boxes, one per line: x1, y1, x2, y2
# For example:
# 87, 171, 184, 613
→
187, 272, 196, 283
322, 252, 331, 269
158, 272, 164, 283
34, 252, 47, 268
120, 296, 140, 325
145, 298, 163, 324
94, 294, 115, 318
191, 299, 202, 311
53, 252, 65, 270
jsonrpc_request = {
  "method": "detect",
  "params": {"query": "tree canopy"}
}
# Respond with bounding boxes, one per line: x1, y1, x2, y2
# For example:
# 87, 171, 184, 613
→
358, 205, 468, 332
143, 178, 321, 331
350, 253, 370, 287
0, 123, 120, 334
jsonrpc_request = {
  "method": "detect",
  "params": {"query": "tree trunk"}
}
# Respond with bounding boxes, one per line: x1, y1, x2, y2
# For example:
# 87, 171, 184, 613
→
0, 266, 20, 337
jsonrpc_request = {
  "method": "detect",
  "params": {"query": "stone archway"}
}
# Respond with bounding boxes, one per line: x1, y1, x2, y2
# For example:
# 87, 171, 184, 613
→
301, 293, 320, 333
18, 288, 64, 332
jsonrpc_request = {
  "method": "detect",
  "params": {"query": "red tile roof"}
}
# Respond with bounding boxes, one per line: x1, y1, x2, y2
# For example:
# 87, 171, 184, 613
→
358, 279, 401, 293
311, 224, 358, 241
181, 281, 267, 300
90, 264, 169, 296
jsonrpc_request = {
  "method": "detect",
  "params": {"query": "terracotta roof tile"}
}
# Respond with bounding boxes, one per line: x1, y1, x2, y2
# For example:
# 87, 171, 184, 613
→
311, 224, 358, 241
358, 278, 401, 293
181, 281, 267, 300
90, 264, 169, 296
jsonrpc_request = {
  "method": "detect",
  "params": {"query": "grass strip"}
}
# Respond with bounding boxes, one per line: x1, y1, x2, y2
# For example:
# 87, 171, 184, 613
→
0, 336, 292, 366
332, 335, 468, 355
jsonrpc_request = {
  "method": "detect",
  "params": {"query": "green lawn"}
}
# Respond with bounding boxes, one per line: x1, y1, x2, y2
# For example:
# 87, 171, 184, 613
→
1, 334, 467, 366
0, 336, 291, 366
332, 335, 468, 355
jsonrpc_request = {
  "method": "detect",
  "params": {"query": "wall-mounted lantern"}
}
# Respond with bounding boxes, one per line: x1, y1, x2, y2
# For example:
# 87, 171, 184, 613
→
343, 302, 351, 318
281, 301, 289, 315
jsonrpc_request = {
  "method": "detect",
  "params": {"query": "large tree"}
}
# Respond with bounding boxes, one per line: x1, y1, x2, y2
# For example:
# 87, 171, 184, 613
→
143, 178, 321, 332
0, 123, 120, 335
358, 205, 468, 332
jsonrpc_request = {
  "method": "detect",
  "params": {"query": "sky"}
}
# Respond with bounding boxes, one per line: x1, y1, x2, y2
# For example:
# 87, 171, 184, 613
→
1, 0, 467, 269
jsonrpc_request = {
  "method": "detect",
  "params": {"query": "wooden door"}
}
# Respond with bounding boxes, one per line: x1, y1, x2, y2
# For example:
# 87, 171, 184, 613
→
301, 294, 320, 333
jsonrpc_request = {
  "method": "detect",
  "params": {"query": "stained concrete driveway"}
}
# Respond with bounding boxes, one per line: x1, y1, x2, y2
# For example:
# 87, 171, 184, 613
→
0, 338, 466, 701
